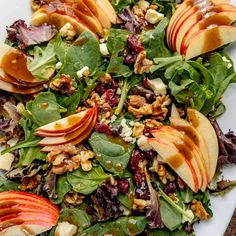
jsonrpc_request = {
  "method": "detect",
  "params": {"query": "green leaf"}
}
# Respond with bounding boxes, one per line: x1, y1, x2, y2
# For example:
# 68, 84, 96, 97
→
107, 57, 132, 77
211, 179, 236, 196
111, 0, 135, 11
0, 176, 19, 192
147, 229, 195, 236
67, 165, 110, 195
51, 175, 71, 204
59, 208, 91, 228
89, 132, 134, 176
61, 31, 102, 77
141, 18, 172, 59
27, 42, 57, 80
179, 187, 194, 204
79, 216, 146, 236
30, 92, 67, 126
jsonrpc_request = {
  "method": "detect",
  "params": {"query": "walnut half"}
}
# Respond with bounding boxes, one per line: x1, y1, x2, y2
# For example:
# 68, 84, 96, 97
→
134, 51, 153, 74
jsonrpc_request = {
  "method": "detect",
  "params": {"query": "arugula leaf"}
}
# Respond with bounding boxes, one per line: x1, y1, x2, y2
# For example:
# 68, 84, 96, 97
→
27, 42, 57, 80
59, 208, 91, 228
51, 175, 71, 204
79, 216, 146, 236
67, 165, 110, 195
0, 176, 19, 192
30, 91, 67, 126
61, 31, 102, 77
141, 18, 171, 59
89, 132, 134, 176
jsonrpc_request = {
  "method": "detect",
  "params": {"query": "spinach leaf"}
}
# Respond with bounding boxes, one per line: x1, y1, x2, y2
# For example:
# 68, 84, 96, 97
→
59, 208, 91, 228
160, 199, 182, 231
89, 132, 134, 176
51, 175, 71, 204
27, 42, 57, 80
141, 18, 171, 59
79, 216, 146, 236
112, 0, 135, 12
30, 91, 67, 126
67, 165, 110, 195
152, 0, 176, 19
147, 229, 195, 236
0, 176, 19, 192
61, 31, 102, 77
107, 57, 132, 77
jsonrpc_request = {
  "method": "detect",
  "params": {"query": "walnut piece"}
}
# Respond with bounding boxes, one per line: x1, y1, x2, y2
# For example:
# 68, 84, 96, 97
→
177, 177, 185, 189
20, 175, 41, 191
86, 92, 105, 107
157, 164, 175, 184
133, 198, 150, 211
50, 74, 75, 95
100, 103, 113, 124
132, 122, 144, 138
127, 95, 146, 108
191, 199, 209, 220
128, 95, 171, 119
133, 5, 144, 17
64, 193, 84, 205
134, 51, 153, 74
144, 119, 162, 128
31, 0, 46, 11
98, 73, 112, 84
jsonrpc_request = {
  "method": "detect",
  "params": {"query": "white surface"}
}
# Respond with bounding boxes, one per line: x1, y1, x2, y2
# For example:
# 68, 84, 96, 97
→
0, 0, 236, 236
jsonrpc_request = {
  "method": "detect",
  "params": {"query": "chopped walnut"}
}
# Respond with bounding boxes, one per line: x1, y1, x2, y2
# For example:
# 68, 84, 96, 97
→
144, 119, 162, 128
133, 198, 150, 211
134, 51, 153, 74
156, 164, 175, 184
64, 193, 84, 205
100, 103, 113, 124
31, 0, 46, 11
80, 150, 94, 171
128, 95, 171, 119
132, 122, 144, 138
20, 175, 41, 191
191, 199, 209, 220
127, 95, 146, 108
148, 5, 158, 10
98, 73, 112, 84
50, 74, 75, 95
177, 177, 185, 189
108, 176, 117, 186
133, 5, 144, 17
168, 193, 178, 203
86, 92, 105, 107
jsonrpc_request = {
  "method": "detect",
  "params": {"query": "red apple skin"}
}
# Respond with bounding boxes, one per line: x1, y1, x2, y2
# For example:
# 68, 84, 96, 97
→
34, 108, 93, 135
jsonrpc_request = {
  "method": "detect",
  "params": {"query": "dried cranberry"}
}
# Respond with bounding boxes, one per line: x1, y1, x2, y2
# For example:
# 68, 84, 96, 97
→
142, 77, 151, 89
145, 150, 156, 159
127, 35, 144, 53
94, 123, 112, 135
86, 204, 94, 215
133, 172, 149, 199
143, 127, 153, 138
163, 182, 176, 195
105, 89, 119, 107
117, 179, 130, 194
129, 149, 145, 171
182, 222, 194, 234
95, 82, 106, 95
124, 53, 137, 65
110, 126, 122, 136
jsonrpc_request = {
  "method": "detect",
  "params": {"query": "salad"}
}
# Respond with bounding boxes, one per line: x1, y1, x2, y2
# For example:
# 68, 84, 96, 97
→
0, 0, 236, 235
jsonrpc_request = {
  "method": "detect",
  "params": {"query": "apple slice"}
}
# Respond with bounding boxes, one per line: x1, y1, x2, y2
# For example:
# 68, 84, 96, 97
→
94, 0, 117, 24
187, 108, 218, 181
170, 118, 211, 181
35, 109, 90, 135
180, 10, 236, 53
152, 126, 208, 191
170, 104, 180, 119
82, 0, 111, 29
182, 25, 236, 59
147, 137, 198, 192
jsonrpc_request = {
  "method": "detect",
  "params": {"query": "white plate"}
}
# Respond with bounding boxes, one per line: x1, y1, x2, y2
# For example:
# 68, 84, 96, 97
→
0, 1, 236, 236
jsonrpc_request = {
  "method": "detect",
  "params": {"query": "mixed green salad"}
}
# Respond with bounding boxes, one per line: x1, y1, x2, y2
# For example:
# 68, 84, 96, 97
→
0, 0, 236, 235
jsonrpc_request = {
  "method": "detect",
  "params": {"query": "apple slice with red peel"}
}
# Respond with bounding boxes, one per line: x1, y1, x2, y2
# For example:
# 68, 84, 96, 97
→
35, 109, 90, 135
82, 0, 111, 29
179, 10, 236, 53
187, 108, 218, 181
147, 137, 198, 192
0, 191, 59, 236
182, 25, 236, 59
170, 117, 211, 182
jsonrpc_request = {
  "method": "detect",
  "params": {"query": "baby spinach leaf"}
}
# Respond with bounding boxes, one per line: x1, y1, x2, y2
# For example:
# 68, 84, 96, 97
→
27, 42, 57, 80
141, 18, 171, 59
89, 132, 134, 176
67, 165, 110, 195
79, 216, 146, 236
59, 208, 91, 228
61, 31, 102, 77
30, 92, 67, 126
51, 175, 71, 204
107, 57, 132, 77
0, 176, 19, 192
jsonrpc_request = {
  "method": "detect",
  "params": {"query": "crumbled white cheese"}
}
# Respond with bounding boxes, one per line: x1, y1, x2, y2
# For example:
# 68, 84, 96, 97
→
116, 87, 122, 95
59, 23, 76, 40
76, 66, 90, 79
99, 43, 109, 56
55, 61, 63, 70
7, 137, 18, 147
0, 153, 15, 171
138, 0, 150, 11
137, 135, 152, 151
182, 209, 194, 223
145, 9, 164, 24
147, 78, 167, 95
55, 222, 77, 236
110, 115, 117, 123
222, 56, 232, 69
120, 119, 136, 143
